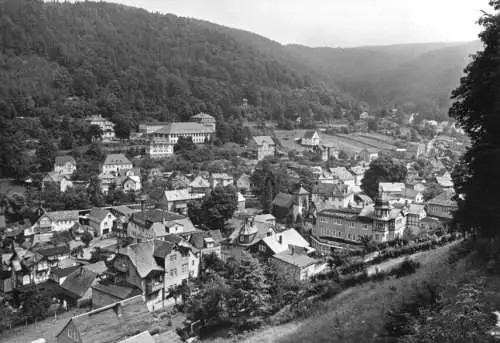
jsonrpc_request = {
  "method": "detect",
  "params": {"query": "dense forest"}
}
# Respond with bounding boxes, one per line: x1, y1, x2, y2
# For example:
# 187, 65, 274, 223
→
0, 0, 479, 178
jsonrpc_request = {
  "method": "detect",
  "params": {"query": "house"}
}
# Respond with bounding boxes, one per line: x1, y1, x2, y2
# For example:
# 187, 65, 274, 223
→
350, 165, 366, 186
311, 183, 353, 212
108, 240, 199, 311
102, 154, 133, 175
406, 142, 426, 158
301, 131, 320, 147
189, 175, 210, 194
250, 136, 276, 160
406, 204, 426, 235
54, 156, 77, 176
188, 230, 222, 258
60, 267, 98, 307
270, 250, 325, 281
91, 281, 143, 309
127, 210, 196, 242
314, 207, 373, 249
237, 192, 246, 212
32, 210, 79, 234
330, 167, 356, 189
50, 265, 81, 285
56, 296, 165, 343
43, 172, 74, 193
253, 228, 313, 258
159, 189, 204, 215
167, 172, 191, 190
426, 190, 458, 220
122, 175, 142, 193
319, 145, 339, 161
88, 208, 116, 236
191, 112, 217, 132
418, 216, 443, 233
378, 182, 406, 201
271, 185, 309, 222
86, 114, 115, 141
236, 173, 252, 193
148, 122, 214, 144
435, 172, 454, 189
147, 138, 174, 159
372, 197, 407, 242
358, 148, 379, 163
210, 173, 234, 188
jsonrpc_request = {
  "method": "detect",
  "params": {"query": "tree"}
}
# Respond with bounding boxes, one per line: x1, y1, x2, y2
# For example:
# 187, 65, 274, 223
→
367, 118, 378, 132
361, 156, 407, 199
202, 186, 238, 230
36, 135, 56, 172
81, 231, 93, 247
187, 200, 204, 228
87, 124, 103, 142
60, 132, 74, 150
20, 290, 51, 321
227, 252, 271, 319
448, 2, 500, 238
114, 119, 131, 140
174, 136, 196, 157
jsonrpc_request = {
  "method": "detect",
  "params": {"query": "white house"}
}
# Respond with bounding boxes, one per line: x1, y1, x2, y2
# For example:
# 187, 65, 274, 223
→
88, 208, 116, 236
122, 175, 142, 193
86, 114, 115, 141
54, 156, 77, 176
32, 211, 79, 235
102, 154, 133, 175
301, 131, 320, 147
147, 139, 174, 159
210, 173, 234, 188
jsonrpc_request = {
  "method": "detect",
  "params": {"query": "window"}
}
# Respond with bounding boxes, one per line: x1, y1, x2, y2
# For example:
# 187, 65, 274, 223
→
170, 254, 177, 262
181, 263, 188, 273
170, 268, 177, 277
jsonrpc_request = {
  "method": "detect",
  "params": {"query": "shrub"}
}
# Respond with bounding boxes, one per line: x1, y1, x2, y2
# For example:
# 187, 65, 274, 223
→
391, 258, 421, 278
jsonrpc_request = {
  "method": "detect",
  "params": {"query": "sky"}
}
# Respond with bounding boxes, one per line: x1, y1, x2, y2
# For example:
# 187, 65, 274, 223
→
86, 0, 490, 47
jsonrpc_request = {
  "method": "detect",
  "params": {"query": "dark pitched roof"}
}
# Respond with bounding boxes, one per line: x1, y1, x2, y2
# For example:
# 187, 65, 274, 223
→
51, 265, 81, 278
188, 231, 220, 249
34, 244, 70, 257
55, 155, 76, 166
427, 190, 457, 207
88, 208, 113, 223
272, 192, 294, 208
60, 267, 97, 298
92, 281, 142, 300
302, 131, 318, 139
129, 210, 184, 229
57, 296, 160, 343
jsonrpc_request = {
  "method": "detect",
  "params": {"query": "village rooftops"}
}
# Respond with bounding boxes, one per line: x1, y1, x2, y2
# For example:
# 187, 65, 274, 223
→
118, 331, 155, 343
273, 250, 318, 268
164, 189, 204, 202
211, 173, 233, 180
302, 131, 318, 139
312, 183, 350, 197
261, 228, 312, 255
379, 182, 406, 193
88, 208, 111, 223
319, 206, 374, 221
103, 154, 131, 166
407, 203, 426, 215
330, 167, 355, 181
130, 210, 185, 228
60, 267, 97, 298
55, 155, 76, 166
190, 175, 210, 189
92, 280, 142, 300
56, 295, 162, 343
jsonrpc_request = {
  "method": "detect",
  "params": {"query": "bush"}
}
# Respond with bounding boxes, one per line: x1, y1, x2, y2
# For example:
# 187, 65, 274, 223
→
391, 258, 421, 278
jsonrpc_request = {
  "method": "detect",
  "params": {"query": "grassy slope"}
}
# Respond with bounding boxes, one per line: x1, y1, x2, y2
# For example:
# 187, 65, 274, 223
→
207, 240, 498, 343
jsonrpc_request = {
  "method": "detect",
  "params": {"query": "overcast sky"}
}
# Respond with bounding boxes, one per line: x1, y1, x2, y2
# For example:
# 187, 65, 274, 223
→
94, 0, 489, 47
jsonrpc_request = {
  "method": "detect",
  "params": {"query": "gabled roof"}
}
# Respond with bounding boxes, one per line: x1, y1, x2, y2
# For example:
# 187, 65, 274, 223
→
88, 208, 113, 223
61, 267, 97, 298
55, 155, 76, 166
103, 154, 131, 166
191, 112, 215, 120
43, 210, 79, 222
82, 261, 107, 275
211, 173, 233, 180
129, 210, 185, 230
408, 204, 426, 215
330, 167, 355, 181
92, 281, 142, 300
261, 228, 310, 255
190, 175, 210, 189
51, 265, 81, 278
164, 189, 204, 202
118, 331, 155, 343
119, 240, 167, 278
57, 296, 159, 343
252, 136, 275, 146
272, 192, 294, 208
273, 251, 319, 268
302, 131, 318, 139
312, 183, 349, 197
189, 230, 221, 249
427, 190, 457, 207
34, 244, 70, 257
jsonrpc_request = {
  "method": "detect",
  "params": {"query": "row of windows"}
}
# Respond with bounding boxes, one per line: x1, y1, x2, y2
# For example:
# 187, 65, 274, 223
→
318, 217, 370, 230
169, 263, 189, 276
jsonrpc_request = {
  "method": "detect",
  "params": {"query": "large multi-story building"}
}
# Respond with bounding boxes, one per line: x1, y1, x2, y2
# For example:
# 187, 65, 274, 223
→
149, 122, 214, 144
372, 197, 407, 242
311, 183, 353, 212
101, 154, 133, 175
108, 239, 199, 311
191, 112, 216, 132
86, 114, 115, 141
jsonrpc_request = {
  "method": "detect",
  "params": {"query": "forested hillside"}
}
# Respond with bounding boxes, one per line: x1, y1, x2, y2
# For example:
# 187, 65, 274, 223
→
0, 0, 351, 177
287, 41, 482, 119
